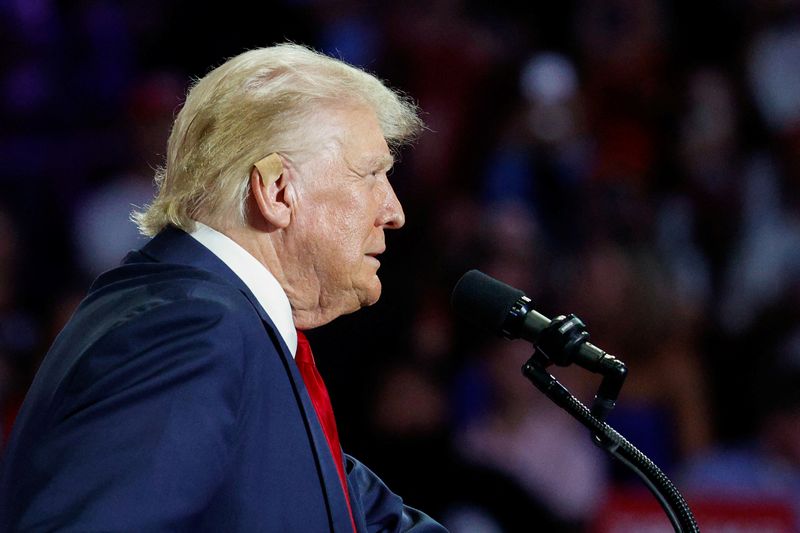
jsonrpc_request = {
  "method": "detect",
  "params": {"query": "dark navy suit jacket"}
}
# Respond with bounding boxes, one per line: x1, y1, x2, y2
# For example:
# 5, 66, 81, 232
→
0, 227, 446, 532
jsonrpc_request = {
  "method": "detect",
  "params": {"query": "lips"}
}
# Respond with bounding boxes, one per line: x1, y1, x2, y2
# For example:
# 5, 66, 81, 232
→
365, 249, 384, 269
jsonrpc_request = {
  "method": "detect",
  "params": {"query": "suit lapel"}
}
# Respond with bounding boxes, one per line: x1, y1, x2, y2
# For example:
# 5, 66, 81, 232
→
281, 340, 355, 532
132, 226, 355, 532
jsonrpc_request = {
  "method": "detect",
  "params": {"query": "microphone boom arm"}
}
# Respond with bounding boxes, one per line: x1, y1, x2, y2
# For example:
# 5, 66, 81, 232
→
522, 354, 699, 532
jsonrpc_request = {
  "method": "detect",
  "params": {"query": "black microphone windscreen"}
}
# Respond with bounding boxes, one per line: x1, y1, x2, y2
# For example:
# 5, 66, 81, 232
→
451, 270, 525, 335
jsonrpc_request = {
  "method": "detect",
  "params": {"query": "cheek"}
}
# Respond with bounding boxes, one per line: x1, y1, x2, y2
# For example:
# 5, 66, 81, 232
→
302, 184, 378, 281
311, 205, 370, 275
329, 198, 374, 252
326, 210, 365, 256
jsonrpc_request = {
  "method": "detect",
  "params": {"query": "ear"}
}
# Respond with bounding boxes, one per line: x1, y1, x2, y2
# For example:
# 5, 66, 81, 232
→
250, 153, 292, 229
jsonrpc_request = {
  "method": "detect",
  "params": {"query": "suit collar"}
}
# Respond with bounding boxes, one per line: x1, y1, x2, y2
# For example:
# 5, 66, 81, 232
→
136, 226, 255, 298
131, 226, 292, 356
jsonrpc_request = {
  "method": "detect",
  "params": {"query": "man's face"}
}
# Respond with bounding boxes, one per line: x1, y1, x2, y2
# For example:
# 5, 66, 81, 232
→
286, 104, 405, 323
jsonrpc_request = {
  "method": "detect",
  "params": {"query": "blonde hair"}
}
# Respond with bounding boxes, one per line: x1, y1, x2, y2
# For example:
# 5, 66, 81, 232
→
133, 43, 423, 236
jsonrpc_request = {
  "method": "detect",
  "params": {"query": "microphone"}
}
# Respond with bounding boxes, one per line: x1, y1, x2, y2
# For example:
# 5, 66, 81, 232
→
451, 269, 611, 372
452, 271, 695, 530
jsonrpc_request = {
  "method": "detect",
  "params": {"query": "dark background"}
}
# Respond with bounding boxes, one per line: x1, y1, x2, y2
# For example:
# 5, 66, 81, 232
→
2, 1, 800, 531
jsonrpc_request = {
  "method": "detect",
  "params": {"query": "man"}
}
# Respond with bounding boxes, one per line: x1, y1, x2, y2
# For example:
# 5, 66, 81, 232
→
0, 43, 446, 532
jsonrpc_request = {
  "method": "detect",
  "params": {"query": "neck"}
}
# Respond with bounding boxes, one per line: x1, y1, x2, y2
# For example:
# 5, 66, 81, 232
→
221, 224, 334, 330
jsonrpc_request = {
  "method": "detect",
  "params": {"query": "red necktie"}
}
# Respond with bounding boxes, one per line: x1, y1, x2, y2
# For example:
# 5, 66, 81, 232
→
295, 330, 357, 532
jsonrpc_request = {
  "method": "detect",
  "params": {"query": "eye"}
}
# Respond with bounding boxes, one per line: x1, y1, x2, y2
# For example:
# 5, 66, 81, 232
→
373, 165, 395, 179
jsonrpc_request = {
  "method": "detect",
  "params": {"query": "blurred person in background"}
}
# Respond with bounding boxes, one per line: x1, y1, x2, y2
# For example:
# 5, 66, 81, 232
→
382, 0, 510, 202
367, 349, 570, 533
0, 43, 446, 532
70, 71, 183, 280
361, 274, 571, 532
455, 338, 607, 532
482, 50, 592, 250
719, 4, 800, 338
564, 240, 713, 478
677, 307, 800, 530
445, 205, 607, 532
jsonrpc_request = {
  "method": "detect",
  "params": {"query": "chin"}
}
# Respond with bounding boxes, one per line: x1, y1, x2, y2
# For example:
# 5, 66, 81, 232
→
359, 277, 382, 307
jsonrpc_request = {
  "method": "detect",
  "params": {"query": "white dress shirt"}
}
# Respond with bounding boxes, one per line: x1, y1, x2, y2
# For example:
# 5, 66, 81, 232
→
189, 221, 297, 357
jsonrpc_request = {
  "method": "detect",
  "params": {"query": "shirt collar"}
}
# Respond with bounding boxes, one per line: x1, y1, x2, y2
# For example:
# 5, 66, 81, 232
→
189, 221, 297, 357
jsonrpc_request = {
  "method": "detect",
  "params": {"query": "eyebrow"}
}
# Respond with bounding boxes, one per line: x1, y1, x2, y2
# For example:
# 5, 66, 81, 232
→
344, 151, 395, 175
369, 154, 394, 172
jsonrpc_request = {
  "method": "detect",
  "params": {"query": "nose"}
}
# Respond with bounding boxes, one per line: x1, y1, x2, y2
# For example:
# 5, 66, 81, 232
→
379, 179, 405, 229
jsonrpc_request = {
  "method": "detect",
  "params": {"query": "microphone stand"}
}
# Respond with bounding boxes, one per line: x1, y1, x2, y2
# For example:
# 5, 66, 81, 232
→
521, 315, 700, 532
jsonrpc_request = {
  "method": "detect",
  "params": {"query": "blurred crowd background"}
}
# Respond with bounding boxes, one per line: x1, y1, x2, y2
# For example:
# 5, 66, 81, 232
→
2, 0, 800, 531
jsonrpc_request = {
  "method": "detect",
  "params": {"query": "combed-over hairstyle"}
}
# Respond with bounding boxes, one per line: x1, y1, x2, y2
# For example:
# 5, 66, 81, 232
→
133, 43, 423, 236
